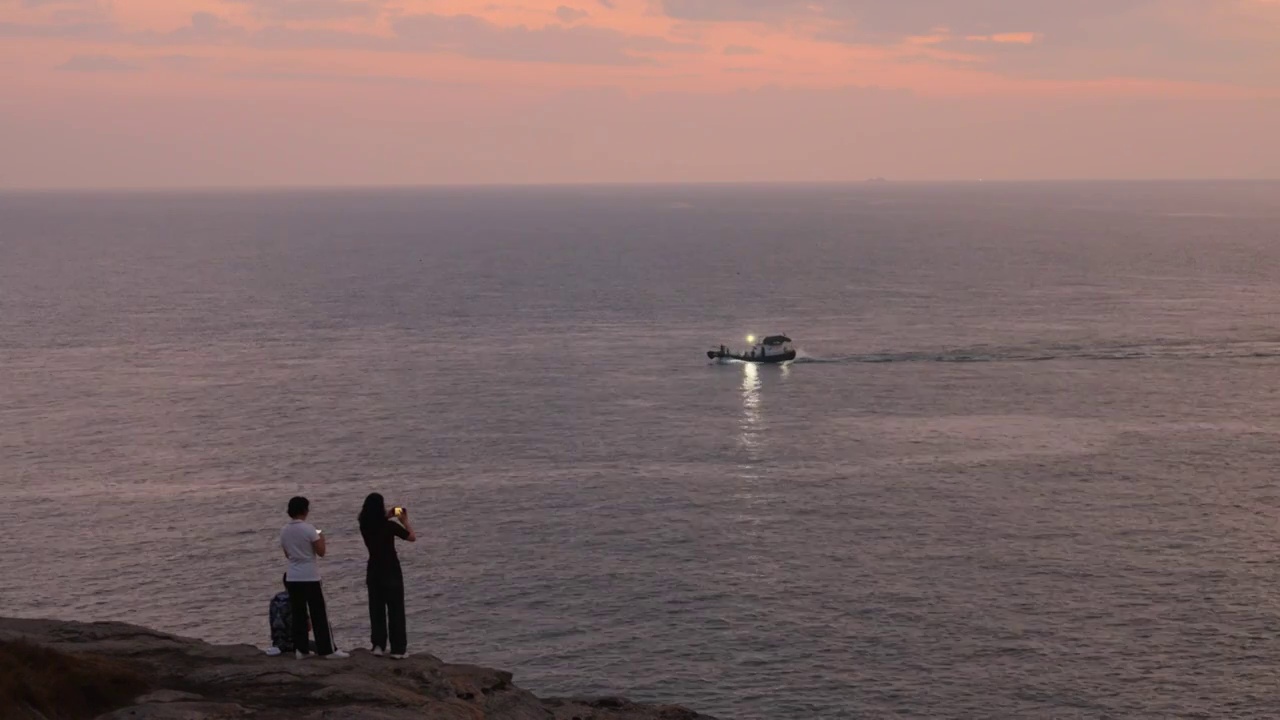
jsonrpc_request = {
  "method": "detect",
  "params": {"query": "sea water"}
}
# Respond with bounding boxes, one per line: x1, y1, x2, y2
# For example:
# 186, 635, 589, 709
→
3, 182, 1280, 718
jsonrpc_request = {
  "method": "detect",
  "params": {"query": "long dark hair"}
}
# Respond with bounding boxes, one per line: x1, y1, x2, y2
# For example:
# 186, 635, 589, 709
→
359, 493, 386, 531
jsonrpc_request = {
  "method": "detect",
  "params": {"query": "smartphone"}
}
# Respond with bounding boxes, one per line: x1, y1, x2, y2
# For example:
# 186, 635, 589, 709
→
393, 507, 404, 516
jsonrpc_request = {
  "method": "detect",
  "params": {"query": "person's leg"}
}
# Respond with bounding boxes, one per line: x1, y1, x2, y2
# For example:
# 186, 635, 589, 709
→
307, 582, 334, 655
368, 578, 387, 651
286, 581, 310, 656
387, 577, 407, 656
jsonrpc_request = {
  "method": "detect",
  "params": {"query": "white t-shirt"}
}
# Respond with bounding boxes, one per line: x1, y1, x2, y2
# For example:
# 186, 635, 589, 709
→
281, 519, 322, 582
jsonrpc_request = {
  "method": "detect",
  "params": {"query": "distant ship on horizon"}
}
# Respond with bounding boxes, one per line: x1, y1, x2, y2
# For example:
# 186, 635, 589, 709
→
866, 176, 889, 183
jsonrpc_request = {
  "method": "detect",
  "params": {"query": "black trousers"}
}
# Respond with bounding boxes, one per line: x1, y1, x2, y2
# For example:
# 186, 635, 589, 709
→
368, 574, 407, 654
285, 580, 335, 656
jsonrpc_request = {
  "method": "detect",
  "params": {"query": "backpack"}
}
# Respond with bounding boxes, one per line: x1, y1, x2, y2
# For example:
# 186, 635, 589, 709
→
268, 592, 293, 651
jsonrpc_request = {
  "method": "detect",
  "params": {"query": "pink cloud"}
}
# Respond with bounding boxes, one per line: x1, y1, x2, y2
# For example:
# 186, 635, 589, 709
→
965, 33, 1040, 45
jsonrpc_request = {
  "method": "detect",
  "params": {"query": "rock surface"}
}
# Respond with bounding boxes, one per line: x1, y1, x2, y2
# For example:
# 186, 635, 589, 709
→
0, 617, 720, 720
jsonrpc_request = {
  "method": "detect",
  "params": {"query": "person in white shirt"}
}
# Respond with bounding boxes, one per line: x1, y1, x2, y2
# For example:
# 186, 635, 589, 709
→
280, 496, 348, 659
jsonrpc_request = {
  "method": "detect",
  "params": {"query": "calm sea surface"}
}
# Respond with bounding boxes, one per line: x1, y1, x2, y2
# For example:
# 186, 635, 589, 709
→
3, 182, 1280, 719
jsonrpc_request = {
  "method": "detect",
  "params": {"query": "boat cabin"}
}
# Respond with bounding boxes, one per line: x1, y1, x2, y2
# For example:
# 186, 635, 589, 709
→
754, 335, 793, 357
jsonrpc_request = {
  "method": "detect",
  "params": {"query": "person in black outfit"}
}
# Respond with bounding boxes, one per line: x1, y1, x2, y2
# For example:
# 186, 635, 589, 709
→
358, 493, 416, 658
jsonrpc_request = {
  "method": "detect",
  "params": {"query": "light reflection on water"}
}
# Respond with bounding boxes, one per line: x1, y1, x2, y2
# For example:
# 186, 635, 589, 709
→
739, 361, 761, 460
738, 360, 790, 462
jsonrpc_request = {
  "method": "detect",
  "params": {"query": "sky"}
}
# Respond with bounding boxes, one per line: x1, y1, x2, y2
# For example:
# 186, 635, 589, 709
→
1, 0, 1278, 187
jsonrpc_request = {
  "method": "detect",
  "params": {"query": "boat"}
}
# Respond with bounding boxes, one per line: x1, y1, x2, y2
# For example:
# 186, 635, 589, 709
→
707, 335, 796, 363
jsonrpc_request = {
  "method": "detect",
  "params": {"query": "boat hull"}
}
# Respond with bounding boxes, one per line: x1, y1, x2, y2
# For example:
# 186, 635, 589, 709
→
707, 350, 796, 364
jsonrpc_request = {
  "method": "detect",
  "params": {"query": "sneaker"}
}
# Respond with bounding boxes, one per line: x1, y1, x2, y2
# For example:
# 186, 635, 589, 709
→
371, 647, 384, 657
295, 651, 311, 660
389, 652, 410, 660
323, 650, 350, 660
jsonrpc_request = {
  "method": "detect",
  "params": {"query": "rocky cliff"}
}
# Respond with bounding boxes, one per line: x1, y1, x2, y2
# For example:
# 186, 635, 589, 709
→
0, 617, 719, 720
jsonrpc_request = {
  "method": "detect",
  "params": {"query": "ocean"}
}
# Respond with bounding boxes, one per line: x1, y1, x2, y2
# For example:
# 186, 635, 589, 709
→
2, 181, 1280, 718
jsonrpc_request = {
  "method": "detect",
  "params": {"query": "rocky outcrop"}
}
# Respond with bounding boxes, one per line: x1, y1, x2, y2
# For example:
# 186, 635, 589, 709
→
0, 617, 719, 720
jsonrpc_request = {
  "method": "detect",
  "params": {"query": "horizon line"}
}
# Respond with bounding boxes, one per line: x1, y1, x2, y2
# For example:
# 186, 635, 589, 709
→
1, 177, 1277, 194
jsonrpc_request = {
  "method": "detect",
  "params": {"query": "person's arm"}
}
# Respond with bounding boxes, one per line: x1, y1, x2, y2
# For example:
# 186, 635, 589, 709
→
313, 529, 327, 557
395, 510, 417, 543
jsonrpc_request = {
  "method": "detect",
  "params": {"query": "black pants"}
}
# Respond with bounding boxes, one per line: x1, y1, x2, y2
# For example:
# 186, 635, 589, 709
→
368, 574, 407, 654
285, 580, 335, 656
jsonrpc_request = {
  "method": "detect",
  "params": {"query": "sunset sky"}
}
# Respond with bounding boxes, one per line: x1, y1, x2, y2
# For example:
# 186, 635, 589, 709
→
2, 0, 1278, 187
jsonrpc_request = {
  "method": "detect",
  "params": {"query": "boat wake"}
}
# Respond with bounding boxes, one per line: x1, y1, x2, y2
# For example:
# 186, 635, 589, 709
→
790, 338, 1280, 365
